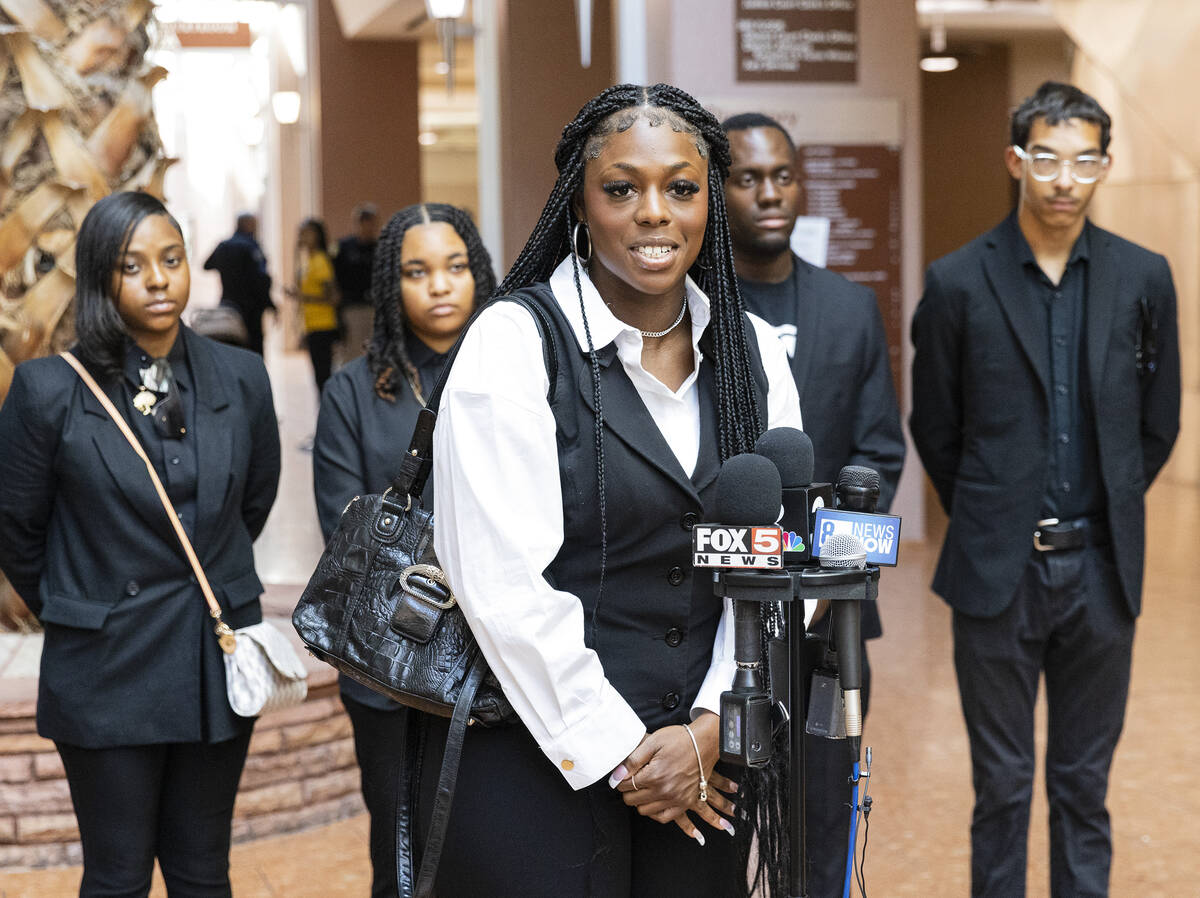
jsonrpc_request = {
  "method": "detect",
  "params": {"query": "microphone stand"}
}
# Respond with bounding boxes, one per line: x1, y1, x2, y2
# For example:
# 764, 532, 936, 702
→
715, 566, 878, 898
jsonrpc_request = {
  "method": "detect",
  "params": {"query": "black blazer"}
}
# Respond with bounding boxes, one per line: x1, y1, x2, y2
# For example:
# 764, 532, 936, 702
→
313, 356, 426, 710
741, 255, 905, 511
0, 328, 281, 747
910, 214, 1180, 619
741, 256, 905, 640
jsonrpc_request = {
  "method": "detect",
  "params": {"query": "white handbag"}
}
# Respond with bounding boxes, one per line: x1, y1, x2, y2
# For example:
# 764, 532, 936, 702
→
222, 620, 309, 716
62, 352, 308, 718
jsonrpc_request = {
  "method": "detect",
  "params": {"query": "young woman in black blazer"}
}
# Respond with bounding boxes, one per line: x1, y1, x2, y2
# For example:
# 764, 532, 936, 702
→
312, 203, 495, 898
426, 85, 806, 897
0, 191, 281, 897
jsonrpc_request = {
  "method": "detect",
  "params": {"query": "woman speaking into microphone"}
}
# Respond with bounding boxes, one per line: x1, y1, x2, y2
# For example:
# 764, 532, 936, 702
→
425, 84, 804, 896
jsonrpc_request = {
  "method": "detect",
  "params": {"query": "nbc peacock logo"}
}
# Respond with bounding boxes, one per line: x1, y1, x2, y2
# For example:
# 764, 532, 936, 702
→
783, 531, 806, 553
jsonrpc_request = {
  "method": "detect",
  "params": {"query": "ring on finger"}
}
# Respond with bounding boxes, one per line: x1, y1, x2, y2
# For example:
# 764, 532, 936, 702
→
631, 772, 639, 790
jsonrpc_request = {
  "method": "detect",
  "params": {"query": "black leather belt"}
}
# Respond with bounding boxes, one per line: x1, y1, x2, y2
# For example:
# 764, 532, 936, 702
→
1034, 516, 1108, 552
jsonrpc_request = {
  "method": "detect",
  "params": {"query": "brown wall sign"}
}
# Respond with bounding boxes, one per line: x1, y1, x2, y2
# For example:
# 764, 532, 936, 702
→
173, 22, 253, 49
798, 144, 903, 392
735, 0, 858, 83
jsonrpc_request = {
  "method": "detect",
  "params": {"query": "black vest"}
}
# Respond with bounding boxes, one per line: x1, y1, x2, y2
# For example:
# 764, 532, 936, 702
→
512, 284, 768, 731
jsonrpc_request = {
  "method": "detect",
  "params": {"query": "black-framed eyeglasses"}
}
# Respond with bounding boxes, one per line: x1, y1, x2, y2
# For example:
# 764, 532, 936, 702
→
1012, 146, 1109, 184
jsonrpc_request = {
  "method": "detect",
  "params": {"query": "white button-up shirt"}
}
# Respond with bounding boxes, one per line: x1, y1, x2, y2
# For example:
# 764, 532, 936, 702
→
433, 257, 806, 790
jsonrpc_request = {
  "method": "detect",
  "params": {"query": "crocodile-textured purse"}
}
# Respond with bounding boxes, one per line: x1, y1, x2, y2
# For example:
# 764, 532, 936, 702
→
291, 295, 558, 898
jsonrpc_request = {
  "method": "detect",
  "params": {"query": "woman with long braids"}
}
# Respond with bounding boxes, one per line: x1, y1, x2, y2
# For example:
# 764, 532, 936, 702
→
312, 203, 494, 898
426, 84, 805, 896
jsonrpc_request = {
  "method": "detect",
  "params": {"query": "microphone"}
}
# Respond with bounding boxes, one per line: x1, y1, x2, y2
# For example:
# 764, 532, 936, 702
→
754, 428, 834, 566
821, 531, 867, 745
828, 465, 879, 761
693, 453, 784, 570
836, 465, 880, 513
696, 453, 783, 767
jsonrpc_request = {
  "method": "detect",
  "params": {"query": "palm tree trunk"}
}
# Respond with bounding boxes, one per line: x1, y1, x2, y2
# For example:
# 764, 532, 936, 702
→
0, 0, 172, 628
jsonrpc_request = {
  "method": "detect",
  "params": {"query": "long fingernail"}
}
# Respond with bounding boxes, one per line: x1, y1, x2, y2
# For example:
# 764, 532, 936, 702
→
693, 830, 706, 847
721, 819, 736, 837
729, 782, 739, 793
608, 765, 628, 788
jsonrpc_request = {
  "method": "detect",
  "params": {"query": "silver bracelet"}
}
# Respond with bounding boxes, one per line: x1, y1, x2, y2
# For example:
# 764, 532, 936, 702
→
682, 722, 708, 803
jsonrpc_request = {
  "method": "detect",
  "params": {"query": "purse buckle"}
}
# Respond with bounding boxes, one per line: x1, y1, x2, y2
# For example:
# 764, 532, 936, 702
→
399, 564, 457, 609
214, 619, 238, 654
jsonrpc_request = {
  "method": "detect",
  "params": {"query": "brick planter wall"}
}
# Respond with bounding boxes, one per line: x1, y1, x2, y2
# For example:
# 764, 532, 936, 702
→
0, 620, 364, 869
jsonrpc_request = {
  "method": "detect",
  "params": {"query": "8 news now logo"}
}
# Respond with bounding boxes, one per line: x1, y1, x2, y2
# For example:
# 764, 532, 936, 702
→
692, 525, 784, 569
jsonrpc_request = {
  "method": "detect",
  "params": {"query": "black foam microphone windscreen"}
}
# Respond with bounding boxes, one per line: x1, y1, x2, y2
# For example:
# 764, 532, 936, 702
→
753, 428, 832, 565
713, 453, 783, 525
753, 426, 814, 487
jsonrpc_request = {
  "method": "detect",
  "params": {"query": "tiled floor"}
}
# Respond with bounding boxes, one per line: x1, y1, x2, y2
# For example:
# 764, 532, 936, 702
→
4, 332, 1198, 896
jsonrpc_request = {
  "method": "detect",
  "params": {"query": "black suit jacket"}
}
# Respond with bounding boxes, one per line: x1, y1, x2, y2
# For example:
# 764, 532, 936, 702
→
740, 256, 906, 639
740, 255, 905, 510
910, 214, 1180, 618
312, 357, 426, 710
0, 329, 281, 746
203, 233, 274, 322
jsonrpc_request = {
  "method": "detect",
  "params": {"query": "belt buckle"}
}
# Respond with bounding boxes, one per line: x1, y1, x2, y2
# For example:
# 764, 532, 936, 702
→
1034, 518, 1060, 552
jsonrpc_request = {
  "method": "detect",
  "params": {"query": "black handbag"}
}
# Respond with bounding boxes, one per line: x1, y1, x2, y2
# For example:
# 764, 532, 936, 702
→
292, 294, 558, 897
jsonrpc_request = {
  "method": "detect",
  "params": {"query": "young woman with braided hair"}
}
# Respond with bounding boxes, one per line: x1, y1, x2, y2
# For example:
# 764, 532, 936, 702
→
312, 203, 494, 898
425, 84, 806, 896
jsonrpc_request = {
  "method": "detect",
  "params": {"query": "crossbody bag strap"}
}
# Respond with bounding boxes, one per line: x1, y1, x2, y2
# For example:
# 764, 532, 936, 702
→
403, 658, 487, 898
390, 293, 560, 502
60, 352, 237, 654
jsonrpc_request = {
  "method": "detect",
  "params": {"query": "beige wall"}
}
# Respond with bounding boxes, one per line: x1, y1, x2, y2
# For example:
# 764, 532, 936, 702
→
314, 0, 422, 237
1053, 0, 1200, 485
644, 0, 926, 534
495, 0, 616, 270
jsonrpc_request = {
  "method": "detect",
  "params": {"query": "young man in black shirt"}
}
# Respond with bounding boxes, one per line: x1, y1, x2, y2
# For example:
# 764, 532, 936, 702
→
723, 112, 905, 897
911, 82, 1179, 897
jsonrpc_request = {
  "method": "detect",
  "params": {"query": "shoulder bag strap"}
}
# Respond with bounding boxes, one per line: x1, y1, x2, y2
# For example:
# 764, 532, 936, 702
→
60, 352, 238, 654
404, 658, 487, 898
390, 293, 560, 502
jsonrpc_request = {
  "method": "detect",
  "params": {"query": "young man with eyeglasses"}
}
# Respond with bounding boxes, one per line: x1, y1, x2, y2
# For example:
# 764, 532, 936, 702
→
911, 82, 1180, 897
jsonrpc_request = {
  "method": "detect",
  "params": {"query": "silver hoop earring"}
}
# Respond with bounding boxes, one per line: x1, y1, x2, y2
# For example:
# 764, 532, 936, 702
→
572, 221, 592, 265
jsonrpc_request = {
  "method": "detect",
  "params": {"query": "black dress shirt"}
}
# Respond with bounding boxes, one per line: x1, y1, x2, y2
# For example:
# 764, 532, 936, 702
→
1017, 227, 1103, 521
122, 333, 199, 539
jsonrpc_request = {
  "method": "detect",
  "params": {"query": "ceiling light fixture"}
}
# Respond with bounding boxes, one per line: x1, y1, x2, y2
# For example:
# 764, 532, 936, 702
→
271, 90, 301, 124
425, 0, 467, 95
920, 56, 960, 73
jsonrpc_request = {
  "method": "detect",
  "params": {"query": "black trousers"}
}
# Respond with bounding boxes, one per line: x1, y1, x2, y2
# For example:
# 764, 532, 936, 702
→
56, 731, 253, 898
416, 716, 749, 897
306, 329, 339, 394
805, 646, 872, 898
342, 696, 408, 898
953, 544, 1133, 898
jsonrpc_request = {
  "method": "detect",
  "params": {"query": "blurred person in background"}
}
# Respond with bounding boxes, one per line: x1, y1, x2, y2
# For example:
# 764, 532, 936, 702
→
333, 202, 381, 366
287, 217, 338, 397
203, 212, 274, 355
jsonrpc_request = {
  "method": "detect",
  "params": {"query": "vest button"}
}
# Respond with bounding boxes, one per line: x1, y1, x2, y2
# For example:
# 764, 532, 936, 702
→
680, 512, 699, 531
661, 691, 680, 711
124, 580, 140, 596
667, 566, 685, 586
665, 627, 684, 647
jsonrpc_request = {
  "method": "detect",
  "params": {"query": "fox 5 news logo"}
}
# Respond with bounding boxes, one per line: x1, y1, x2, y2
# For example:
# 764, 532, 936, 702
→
693, 525, 784, 569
